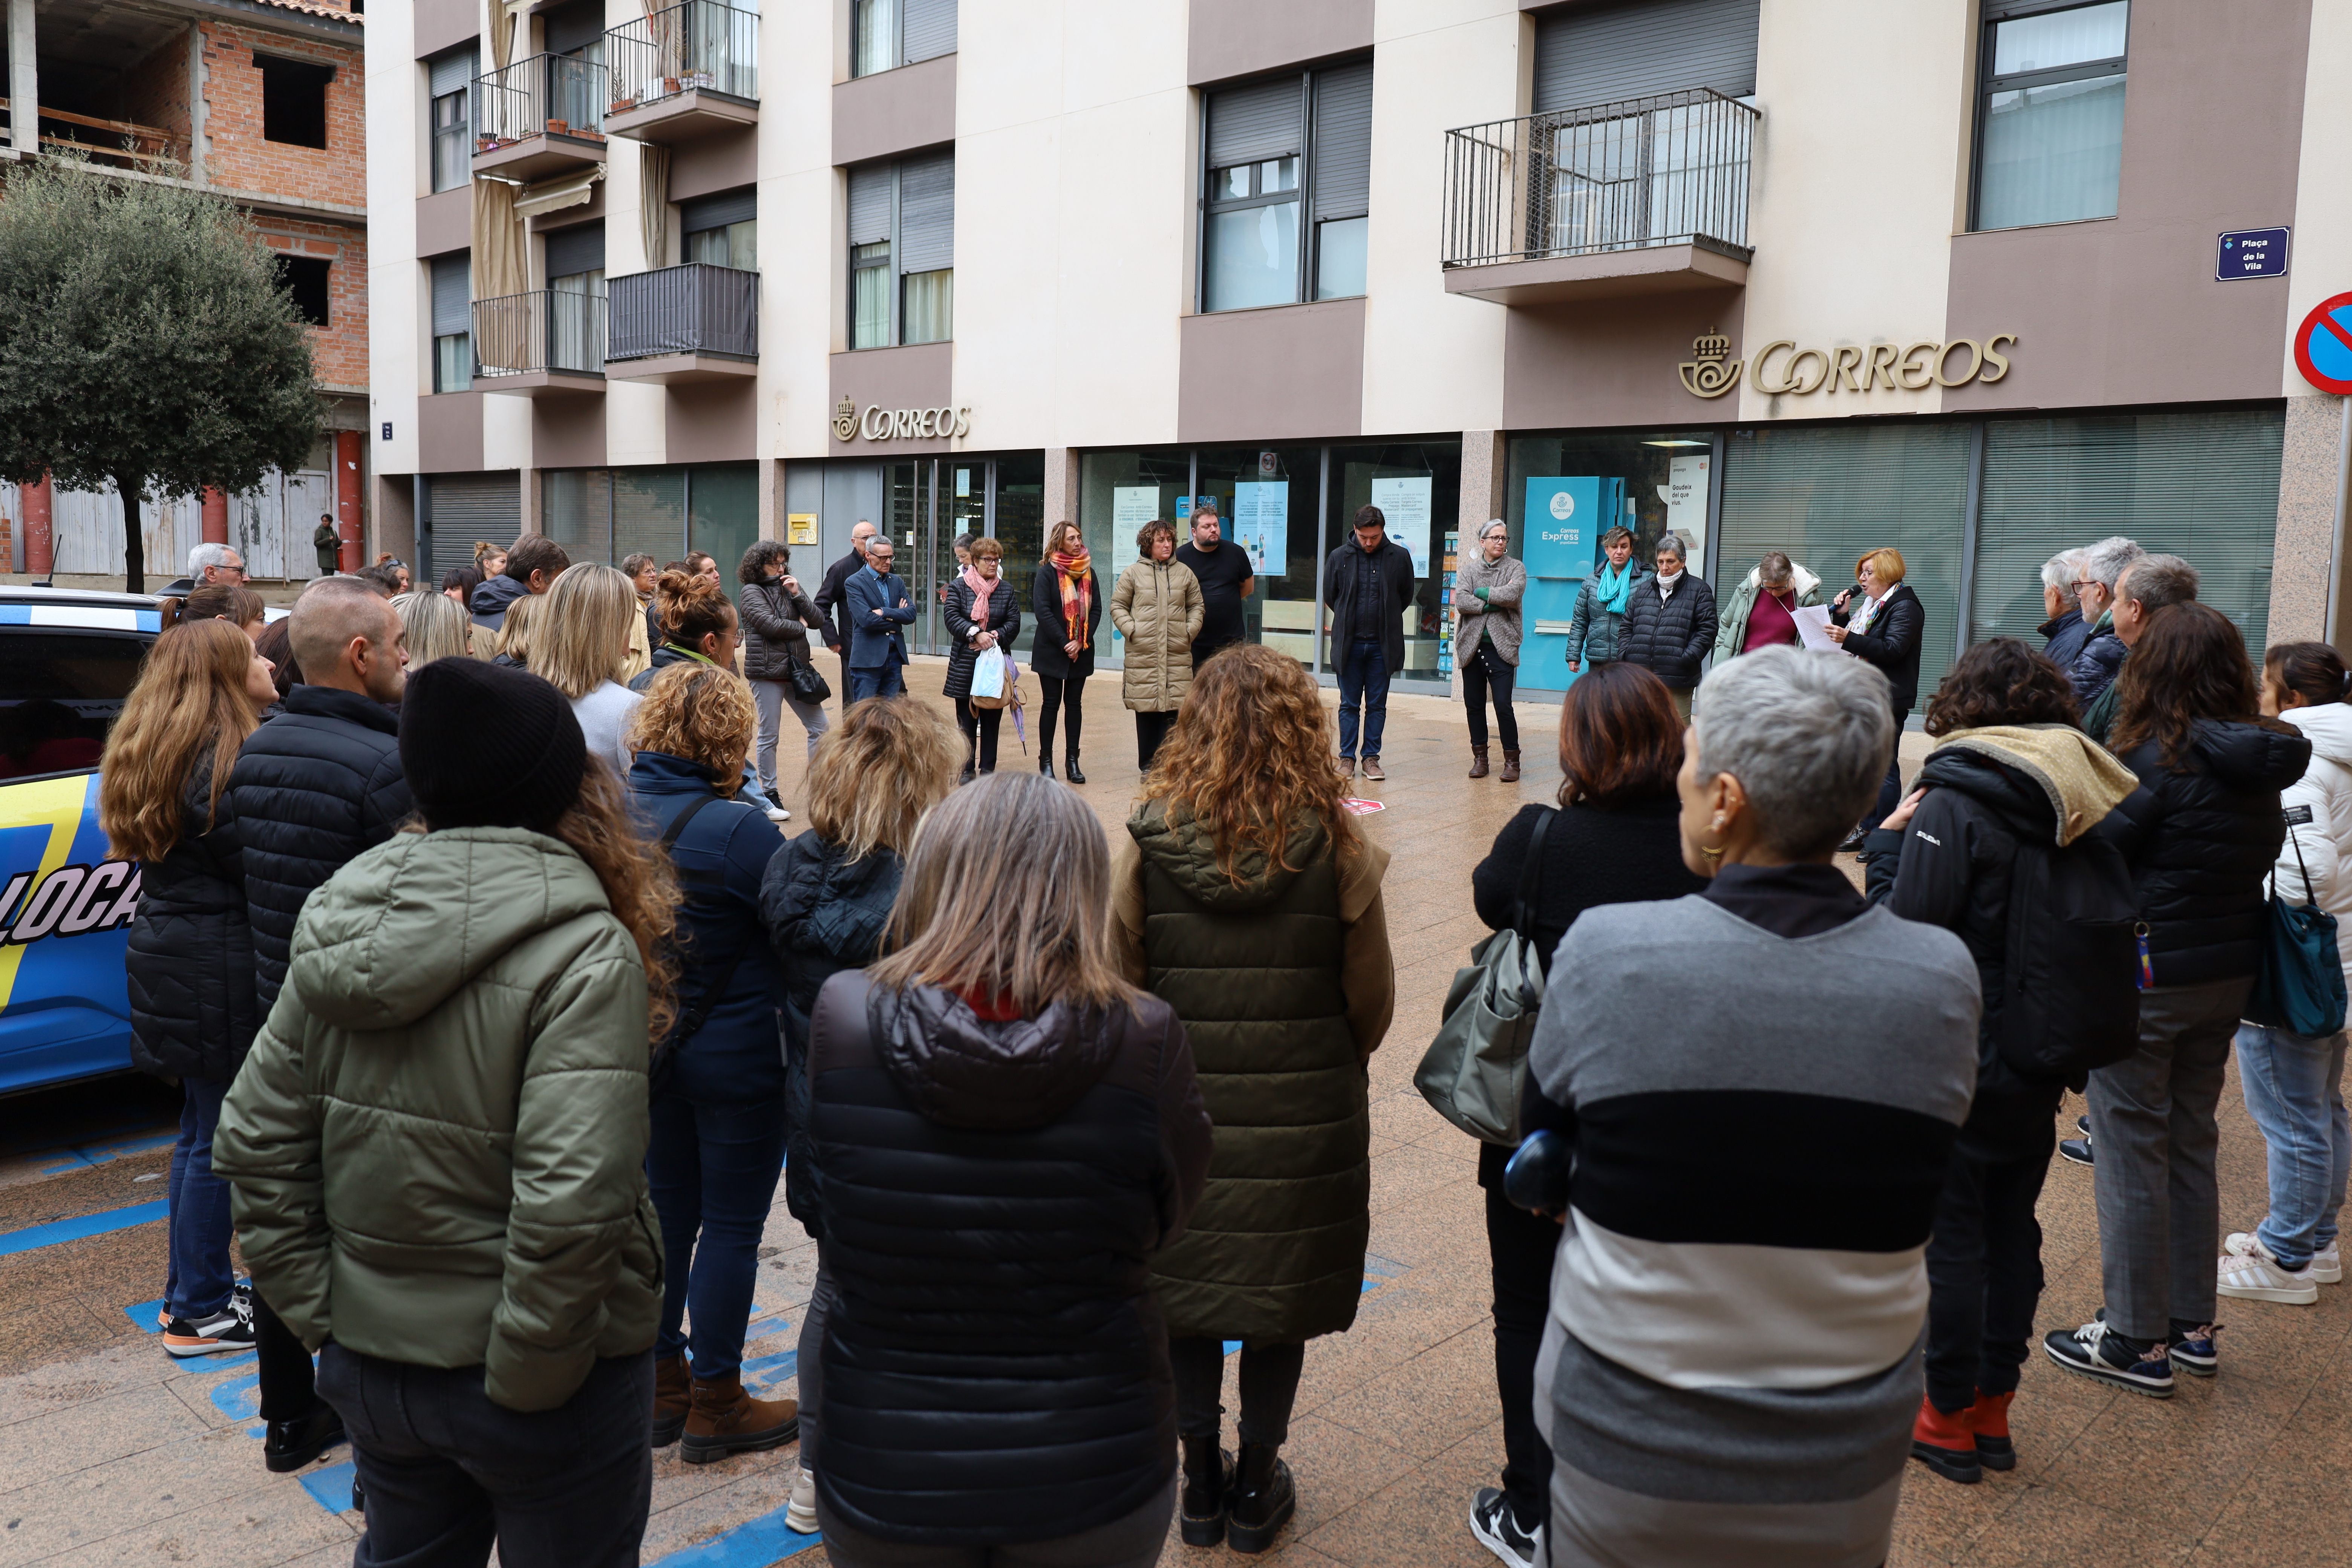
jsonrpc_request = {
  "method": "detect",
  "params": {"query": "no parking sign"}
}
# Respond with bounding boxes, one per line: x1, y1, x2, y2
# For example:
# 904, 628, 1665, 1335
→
2294, 292, 2352, 395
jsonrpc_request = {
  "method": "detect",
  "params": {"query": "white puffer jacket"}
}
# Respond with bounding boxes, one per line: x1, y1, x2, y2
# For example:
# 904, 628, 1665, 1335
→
2272, 700, 2352, 995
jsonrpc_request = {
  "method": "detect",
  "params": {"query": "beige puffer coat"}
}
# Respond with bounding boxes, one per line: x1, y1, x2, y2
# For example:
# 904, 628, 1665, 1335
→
1110, 557, 1204, 714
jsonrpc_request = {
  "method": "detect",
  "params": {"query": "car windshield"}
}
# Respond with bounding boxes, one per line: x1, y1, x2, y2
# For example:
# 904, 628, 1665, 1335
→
0, 630, 151, 781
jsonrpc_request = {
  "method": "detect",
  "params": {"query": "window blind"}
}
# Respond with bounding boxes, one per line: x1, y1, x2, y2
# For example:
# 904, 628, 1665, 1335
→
1533, 0, 1760, 112
1207, 76, 1304, 170
681, 186, 756, 233
1717, 421, 1972, 704
429, 45, 477, 98
543, 220, 604, 279
903, 0, 956, 63
1971, 410, 2283, 656
430, 253, 472, 336
1312, 61, 1373, 222
848, 164, 892, 247
897, 152, 955, 273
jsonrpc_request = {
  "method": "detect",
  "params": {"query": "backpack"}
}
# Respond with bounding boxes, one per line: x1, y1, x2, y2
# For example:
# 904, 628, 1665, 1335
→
1997, 831, 2141, 1081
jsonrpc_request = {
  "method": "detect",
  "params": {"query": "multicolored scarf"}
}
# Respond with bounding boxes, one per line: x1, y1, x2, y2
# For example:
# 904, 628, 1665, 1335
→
1052, 545, 1094, 651
960, 562, 999, 631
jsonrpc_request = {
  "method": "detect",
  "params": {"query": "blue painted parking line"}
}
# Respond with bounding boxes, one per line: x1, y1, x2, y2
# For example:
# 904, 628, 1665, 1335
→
37, 1131, 177, 1175
210, 1371, 263, 1422
300, 1461, 358, 1514
127, 1297, 168, 1332
0, 1198, 169, 1256
646, 1498, 821, 1565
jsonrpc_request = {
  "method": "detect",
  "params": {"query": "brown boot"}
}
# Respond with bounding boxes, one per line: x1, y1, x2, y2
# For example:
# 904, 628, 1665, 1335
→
1500, 749, 1522, 783
651, 1352, 691, 1448
681, 1372, 799, 1465
1468, 746, 1489, 779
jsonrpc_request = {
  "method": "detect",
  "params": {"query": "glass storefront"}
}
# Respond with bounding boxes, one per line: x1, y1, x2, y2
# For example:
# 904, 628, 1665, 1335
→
873, 452, 1047, 655
1077, 438, 1462, 688
544, 462, 758, 574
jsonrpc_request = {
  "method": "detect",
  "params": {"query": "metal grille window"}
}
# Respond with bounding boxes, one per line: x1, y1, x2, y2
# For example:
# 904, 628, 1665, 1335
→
1201, 62, 1372, 314
431, 252, 472, 392
429, 46, 476, 191
1972, 0, 2128, 231
845, 153, 952, 347
852, 0, 954, 77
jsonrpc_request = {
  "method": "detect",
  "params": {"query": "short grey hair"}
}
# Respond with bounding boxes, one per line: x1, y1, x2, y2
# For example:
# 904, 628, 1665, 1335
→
1693, 646, 1894, 860
188, 541, 239, 577
2120, 552, 2199, 614
1655, 534, 1687, 563
2041, 549, 2084, 606
2082, 536, 2144, 593
1479, 517, 1508, 541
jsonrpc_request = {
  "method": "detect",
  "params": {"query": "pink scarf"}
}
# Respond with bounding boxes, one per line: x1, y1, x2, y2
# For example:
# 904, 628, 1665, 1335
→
961, 563, 998, 631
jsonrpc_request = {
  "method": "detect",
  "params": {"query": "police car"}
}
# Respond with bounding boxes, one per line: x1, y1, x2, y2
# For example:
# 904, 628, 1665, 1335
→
0, 585, 162, 1094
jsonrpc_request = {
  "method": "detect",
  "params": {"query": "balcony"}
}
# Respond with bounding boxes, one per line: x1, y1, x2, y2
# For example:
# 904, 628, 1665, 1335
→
605, 1, 759, 145
606, 264, 758, 384
471, 290, 606, 395
472, 54, 607, 181
1440, 89, 1758, 306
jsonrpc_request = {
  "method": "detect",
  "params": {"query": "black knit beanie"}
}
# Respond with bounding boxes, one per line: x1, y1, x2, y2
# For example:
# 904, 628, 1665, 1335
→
398, 657, 587, 834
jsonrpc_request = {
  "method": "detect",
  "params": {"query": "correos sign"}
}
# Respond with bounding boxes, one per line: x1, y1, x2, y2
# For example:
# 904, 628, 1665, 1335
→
832, 395, 971, 441
1677, 329, 2019, 399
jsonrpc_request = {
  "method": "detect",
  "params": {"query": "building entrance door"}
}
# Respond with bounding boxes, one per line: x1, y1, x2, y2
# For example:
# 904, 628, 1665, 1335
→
884, 459, 953, 654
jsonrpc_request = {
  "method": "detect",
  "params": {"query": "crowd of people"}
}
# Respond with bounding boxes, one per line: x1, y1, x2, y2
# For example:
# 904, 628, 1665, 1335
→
103, 514, 2346, 1568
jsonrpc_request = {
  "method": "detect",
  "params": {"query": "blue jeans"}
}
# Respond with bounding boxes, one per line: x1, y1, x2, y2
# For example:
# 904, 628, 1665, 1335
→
1337, 638, 1390, 759
166, 1077, 235, 1321
646, 1091, 787, 1379
2235, 1022, 2350, 1269
849, 664, 905, 704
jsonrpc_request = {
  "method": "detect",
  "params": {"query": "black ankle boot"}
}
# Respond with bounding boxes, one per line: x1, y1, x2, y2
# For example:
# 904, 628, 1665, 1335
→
1178, 1434, 1231, 1546
1064, 754, 1086, 784
1040, 756, 1056, 778
1225, 1441, 1295, 1553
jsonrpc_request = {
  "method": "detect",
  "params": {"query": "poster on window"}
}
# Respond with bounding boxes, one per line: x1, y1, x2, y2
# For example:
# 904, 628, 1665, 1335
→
1112, 486, 1161, 528
1657, 454, 1709, 578
1231, 482, 1288, 578
1370, 476, 1434, 576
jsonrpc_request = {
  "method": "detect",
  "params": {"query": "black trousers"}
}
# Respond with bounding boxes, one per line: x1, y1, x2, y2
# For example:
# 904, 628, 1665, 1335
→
253, 1290, 324, 1423
1923, 1134, 2055, 1414
1462, 645, 1520, 752
1485, 1175, 1555, 1531
318, 1343, 652, 1568
1168, 1336, 1305, 1448
1135, 709, 1178, 772
1036, 673, 1085, 761
953, 698, 1002, 772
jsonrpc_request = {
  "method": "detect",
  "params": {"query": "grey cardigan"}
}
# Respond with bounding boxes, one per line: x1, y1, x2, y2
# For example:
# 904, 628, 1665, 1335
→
1452, 554, 1525, 667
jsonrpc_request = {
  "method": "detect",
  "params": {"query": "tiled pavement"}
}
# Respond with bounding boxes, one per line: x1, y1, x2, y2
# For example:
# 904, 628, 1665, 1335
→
5, 656, 2350, 1566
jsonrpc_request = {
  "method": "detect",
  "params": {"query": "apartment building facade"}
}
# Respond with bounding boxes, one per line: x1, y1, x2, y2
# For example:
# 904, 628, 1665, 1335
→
0, 0, 370, 580
369, 0, 2352, 700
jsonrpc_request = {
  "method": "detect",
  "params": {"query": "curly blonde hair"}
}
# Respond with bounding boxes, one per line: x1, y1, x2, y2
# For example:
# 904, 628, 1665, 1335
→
625, 661, 756, 795
1140, 642, 1358, 882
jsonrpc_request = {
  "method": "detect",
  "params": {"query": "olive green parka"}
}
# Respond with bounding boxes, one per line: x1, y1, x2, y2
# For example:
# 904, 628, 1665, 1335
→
1112, 802, 1394, 1343
213, 826, 664, 1413
1109, 557, 1204, 714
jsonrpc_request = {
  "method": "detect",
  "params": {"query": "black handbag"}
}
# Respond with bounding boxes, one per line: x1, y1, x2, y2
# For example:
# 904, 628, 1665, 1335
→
788, 658, 832, 705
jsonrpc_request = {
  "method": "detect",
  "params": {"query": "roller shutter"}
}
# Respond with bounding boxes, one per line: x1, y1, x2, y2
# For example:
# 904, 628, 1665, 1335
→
544, 220, 604, 279
1312, 61, 1373, 222
429, 45, 477, 98
848, 164, 892, 247
1207, 75, 1304, 170
430, 253, 472, 337
903, 0, 957, 64
1532, 0, 1760, 112
424, 473, 522, 579
897, 151, 955, 273
681, 186, 757, 234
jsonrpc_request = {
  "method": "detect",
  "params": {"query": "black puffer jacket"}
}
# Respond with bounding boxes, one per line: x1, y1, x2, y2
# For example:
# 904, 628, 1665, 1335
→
2102, 719, 2311, 986
224, 686, 412, 1012
759, 832, 906, 1237
941, 576, 1021, 700
1616, 574, 1718, 690
2069, 617, 2127, 706
1831, 582, 1926, 717
808, 972, 1210, 1546
126, 753, 258, 1083
737, 579, 824, 684
1027, 559, 1104, 680
469, 572, 530, 632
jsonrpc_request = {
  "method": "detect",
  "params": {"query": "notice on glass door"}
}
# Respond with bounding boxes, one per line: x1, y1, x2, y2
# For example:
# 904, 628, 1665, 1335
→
1657, 454, 1709, 577
1233, 482, 1288, 578
1370, 476, 1435, 576
1113, 486, 1160, 527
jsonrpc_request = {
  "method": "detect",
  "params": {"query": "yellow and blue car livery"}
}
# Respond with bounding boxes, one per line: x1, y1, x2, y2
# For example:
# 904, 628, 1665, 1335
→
1, 589, 162, 1095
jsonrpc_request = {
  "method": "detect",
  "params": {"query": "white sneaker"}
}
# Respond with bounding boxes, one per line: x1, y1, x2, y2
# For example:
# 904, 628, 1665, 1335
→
786, 1467, 818, 1534
2312, 1240, 2342, 1285
2217, 1237, 2319, 1304
764, 806, 792, 823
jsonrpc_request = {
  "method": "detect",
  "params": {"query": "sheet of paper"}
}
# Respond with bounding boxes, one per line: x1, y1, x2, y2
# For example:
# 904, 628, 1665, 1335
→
1370, 475, 1434, 575
1792, 603, 1840, 652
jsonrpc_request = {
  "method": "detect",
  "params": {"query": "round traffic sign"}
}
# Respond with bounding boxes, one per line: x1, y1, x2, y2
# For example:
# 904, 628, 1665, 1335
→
2295, 292, 2352, 395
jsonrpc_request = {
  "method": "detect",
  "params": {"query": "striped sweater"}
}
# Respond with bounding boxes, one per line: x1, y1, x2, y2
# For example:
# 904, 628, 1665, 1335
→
1528, 877, 1979, 1568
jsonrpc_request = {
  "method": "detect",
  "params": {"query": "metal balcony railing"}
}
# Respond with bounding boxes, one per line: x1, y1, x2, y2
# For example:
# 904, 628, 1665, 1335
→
1441, 89, 1758, 270
473, 290, 608, 377
472, 54, 608, 152
608, 264, 758, 361
606, 0, 760, 113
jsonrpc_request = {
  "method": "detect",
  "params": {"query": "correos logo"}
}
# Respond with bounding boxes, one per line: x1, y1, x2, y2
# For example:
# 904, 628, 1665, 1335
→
1540, 528, 1581, 547
1548, 492, 1575, 521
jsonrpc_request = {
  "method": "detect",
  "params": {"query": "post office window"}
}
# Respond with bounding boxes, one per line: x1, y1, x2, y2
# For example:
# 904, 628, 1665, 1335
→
1972, 0, 2129, 231
1200, 61, 1371, 313
845, 153, 952, 346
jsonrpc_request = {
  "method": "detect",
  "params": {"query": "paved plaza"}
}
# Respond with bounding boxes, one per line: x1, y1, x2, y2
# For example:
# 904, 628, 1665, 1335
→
3, 658, 2350, 1567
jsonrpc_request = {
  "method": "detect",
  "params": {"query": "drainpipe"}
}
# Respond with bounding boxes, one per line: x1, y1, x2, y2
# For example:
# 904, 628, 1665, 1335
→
201, 487, 228, 544
335, 429, 363, 570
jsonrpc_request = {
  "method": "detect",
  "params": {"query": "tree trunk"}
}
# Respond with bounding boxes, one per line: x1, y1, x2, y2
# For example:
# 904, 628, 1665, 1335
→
117, 473, 146, 594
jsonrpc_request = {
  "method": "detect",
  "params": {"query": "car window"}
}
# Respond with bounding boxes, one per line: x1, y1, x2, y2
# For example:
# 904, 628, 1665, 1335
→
0, 629, 152, 782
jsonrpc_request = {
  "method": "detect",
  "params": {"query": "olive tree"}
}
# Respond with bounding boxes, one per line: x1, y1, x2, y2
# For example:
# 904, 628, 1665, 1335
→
0, 157, 320, 591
